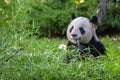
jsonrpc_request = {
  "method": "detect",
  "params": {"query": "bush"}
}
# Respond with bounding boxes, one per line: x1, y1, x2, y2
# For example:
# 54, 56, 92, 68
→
27, 0, 98, 37
100, 0, 120, 31
2, 0, 119, 37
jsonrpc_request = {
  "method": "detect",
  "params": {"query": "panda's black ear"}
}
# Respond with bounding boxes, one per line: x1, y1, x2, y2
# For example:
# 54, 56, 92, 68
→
90, 16, 98, 25
71, 13, 76, 20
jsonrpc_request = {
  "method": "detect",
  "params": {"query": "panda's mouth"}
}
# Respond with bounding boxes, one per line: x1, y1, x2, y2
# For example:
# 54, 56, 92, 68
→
72, 38, 81, 45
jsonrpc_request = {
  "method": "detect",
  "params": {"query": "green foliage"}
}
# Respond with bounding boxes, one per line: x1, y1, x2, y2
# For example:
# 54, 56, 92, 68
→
1, 32, 120, 79
99, 0, 120, 31
27, 0, 69, 37
27, 0, 120, 37
1, 0, 119, 37
27, 0, 98, 37
0, 1, 120, 79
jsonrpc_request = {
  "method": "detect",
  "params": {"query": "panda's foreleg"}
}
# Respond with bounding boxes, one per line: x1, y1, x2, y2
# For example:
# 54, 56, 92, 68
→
65, 41, 88, 63
67, 41, 87, 53
90, 41, 106, 57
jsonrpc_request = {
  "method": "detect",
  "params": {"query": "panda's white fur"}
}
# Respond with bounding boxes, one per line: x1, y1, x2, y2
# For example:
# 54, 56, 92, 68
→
67, 17, 99, 44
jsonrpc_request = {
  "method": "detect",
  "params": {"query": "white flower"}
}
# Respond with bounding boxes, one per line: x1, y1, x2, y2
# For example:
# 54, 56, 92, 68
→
58, 44, 67, 50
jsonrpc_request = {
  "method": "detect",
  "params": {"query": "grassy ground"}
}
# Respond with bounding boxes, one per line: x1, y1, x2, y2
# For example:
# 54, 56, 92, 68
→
0, 25, 120, 80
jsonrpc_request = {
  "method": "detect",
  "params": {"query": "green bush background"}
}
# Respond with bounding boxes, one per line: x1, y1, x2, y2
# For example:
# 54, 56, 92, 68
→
0, 0, 120, 37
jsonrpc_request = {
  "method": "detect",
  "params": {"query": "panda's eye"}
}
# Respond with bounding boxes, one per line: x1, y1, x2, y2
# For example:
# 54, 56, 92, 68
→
79, 27, 85, 34
69, 26, 74, 33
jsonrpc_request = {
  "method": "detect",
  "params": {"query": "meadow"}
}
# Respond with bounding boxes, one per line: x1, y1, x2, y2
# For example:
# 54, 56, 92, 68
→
1, 25, 120, 80
0, 0, 120, 80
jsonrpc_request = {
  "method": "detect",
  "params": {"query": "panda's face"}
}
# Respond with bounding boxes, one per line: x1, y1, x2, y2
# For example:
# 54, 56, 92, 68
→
67, 17, 93, 44
69, 25, 85, 39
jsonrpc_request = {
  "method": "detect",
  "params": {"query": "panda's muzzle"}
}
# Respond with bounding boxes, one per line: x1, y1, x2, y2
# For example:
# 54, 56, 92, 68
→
71, 34, 81, 39
71, 34, 77, 37
71, 34, 81, 42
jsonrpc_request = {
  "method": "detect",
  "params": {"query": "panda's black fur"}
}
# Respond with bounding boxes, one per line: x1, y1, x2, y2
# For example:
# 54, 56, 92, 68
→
66, 14, 106, 62
67, 37, 106, 56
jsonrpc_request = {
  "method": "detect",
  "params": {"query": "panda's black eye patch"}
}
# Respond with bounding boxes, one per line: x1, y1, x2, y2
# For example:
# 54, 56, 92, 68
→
79, 27, 85, 34
69, 26, 74, 33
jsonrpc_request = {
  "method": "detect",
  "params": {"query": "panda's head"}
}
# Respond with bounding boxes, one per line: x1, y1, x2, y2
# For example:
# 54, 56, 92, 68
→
67, 15, 94, 44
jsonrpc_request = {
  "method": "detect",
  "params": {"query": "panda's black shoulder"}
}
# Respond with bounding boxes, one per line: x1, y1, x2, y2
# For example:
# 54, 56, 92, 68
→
89, 37, 106, 56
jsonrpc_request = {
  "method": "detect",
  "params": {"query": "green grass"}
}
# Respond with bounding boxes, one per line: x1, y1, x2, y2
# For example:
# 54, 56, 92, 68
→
1, 25, 120, 80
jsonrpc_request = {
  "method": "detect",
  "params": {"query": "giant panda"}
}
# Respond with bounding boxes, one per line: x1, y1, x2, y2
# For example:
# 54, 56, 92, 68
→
66, 13, 106, 62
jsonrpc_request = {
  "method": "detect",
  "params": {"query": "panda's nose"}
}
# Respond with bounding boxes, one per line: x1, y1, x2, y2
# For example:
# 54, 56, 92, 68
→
71, 34, 77, 37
